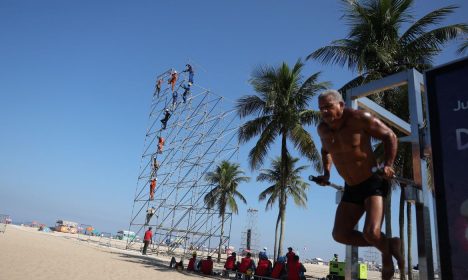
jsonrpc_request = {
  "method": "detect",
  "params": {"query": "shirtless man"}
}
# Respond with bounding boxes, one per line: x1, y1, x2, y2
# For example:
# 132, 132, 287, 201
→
315, 90, 403, 279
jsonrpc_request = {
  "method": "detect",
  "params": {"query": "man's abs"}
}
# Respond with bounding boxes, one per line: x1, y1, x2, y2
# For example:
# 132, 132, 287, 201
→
333, 157, 375, 186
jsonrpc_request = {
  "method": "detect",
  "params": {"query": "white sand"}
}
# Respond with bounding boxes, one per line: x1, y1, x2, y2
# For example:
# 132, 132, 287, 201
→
0, 225, 387, 279
0, 225, 204, 280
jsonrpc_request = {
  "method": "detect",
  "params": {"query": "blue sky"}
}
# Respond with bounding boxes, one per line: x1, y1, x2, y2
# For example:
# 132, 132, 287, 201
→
1, 0, 466, 261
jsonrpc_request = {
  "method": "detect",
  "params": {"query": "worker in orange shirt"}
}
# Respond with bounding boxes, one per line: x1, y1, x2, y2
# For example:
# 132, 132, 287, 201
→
150, 177, 157, 200
158, 137, 165, 154
168, 71, 178, 92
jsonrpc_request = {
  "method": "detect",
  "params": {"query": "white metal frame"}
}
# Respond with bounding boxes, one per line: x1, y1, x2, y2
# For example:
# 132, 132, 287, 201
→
345, 69, 435, 280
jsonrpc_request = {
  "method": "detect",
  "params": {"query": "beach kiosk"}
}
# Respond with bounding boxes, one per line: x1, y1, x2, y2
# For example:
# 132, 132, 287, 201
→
55, 220, 78, 234
116, 230, 136, 241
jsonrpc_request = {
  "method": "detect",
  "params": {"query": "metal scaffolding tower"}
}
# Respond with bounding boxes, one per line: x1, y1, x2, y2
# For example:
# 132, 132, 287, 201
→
240, 208, 260, 255
126, 67, 239, 258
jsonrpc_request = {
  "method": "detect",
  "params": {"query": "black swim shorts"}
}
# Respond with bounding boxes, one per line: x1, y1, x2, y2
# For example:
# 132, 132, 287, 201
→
341, 174, 389, 205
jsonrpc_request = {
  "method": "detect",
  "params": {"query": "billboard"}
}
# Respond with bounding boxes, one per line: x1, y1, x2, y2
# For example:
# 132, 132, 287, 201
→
426, 57, 468, 279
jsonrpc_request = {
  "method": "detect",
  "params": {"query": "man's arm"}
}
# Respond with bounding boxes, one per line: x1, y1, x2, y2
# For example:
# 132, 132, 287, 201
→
361, 111, 398, 177
317, 123, 333, 183
321, 147, 332, 179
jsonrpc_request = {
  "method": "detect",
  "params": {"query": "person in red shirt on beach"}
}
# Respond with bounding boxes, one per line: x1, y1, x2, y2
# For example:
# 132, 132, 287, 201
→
255, 251, 272, 277
200, 256, 213, 275
142, 227, 153, 255
287, 255, 306, 280
286, 247, 296, 263
224, 252, 237, 271
187, 252, 197, 272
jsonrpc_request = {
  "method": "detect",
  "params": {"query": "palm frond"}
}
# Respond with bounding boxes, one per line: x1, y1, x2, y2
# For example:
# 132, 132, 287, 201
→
299, 110, 322, 126
289, 124, 322, 171
238, 115, 272, 143
400, 6, 459, 44
248, 121, 279, 169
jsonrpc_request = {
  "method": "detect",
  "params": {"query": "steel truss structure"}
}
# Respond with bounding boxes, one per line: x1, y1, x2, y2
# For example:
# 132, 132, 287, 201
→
239, 208, 260, 255
126, 67, 239, 258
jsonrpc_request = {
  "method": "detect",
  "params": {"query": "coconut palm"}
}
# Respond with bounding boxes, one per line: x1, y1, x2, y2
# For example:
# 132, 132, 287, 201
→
308, 1, 467, 278
204, 160, 250, 262
308, 0, 467, 93
237, 59, 329, 256
257, 154, 309, 261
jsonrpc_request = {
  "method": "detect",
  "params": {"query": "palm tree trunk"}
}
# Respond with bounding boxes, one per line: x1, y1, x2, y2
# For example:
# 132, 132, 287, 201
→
399, 189, 407, 280
273, 210, 281, 261
278, 132, 288, 258
278, 202, 286, 257
407, 202, 413, 280
218, 213, 225, 263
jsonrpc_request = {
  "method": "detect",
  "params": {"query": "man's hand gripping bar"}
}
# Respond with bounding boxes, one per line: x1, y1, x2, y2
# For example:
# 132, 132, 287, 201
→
308, 175, 343, 191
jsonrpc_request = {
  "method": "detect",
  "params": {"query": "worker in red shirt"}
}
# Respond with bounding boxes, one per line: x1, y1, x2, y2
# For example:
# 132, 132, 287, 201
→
255, 251, 272, 277
142, 227, 153, 255
286, 247, 296, 263
200, 255, 213, 275
224, 252, 237, 270
287, 255, 306, 280
271, 256, 286, 279
238, 252, 256, 276
187, 252, 197, 272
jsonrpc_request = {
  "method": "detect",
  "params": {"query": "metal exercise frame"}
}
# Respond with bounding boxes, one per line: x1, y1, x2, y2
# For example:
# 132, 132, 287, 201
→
126, 67, 239, 260
345, 69, 435, 280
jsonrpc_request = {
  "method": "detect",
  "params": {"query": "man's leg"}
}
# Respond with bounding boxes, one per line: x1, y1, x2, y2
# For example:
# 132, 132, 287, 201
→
142, 241, 148, 255
362, 196, 393, 280
332, 202, 367, 246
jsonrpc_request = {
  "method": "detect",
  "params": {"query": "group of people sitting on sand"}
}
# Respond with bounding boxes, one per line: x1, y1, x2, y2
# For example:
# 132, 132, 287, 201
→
169, 246, 306, 280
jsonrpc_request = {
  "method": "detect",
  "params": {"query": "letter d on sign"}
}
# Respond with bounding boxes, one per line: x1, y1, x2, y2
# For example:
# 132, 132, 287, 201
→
456, 128, 468, 150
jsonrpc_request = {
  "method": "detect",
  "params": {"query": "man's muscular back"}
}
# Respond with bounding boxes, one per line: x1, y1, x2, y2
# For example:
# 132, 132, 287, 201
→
318, 108, 377, 185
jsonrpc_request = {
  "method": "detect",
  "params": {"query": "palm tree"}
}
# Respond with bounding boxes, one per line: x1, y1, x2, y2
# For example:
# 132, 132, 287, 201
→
308, 1, 467, 278
237, 59, 329, 257
257, 154, 309, 261
204, 160, 250, 262
308, 0, 467, 93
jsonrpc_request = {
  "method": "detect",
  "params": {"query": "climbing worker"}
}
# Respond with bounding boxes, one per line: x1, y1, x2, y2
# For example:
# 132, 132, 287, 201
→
270, 256, 286, 280
200, 255, 213, 275
238, 252, 256, 276
161, 108, 171, 130
145, 206, 156, 225
155, 78, 163, 97
157, 136, 165, 154
168, 70, 178, 92
181, 83, 191, 103
183, 64, 194, 85
187, 252, 197, 272
287, 255, 306, 280
172, 90, 178, 107
152, 157, 160, 173
255, 251, 272, 278
149, 177, 157, 200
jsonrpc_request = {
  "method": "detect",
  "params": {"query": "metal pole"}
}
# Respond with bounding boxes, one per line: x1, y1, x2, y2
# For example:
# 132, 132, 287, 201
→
407, 69, 435, 279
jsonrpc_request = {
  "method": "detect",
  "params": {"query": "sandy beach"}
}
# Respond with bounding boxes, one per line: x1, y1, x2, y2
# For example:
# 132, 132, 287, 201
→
0, 225, 203, 280
0, 225, 387, 280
